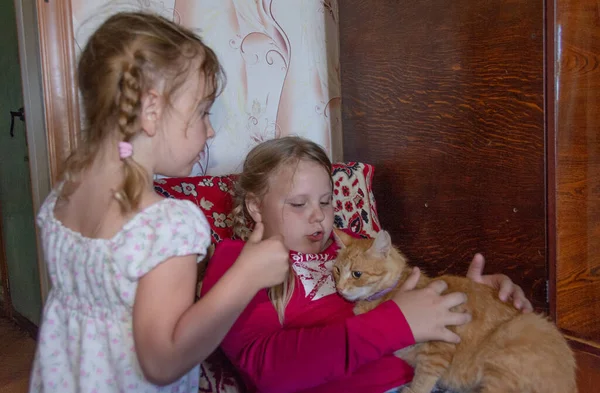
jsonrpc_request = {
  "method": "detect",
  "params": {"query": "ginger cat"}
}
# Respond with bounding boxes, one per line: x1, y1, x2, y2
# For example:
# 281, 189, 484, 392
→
332, 229, 577, 393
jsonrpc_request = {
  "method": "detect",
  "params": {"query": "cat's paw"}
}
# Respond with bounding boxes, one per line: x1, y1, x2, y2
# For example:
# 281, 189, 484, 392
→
400, 387, 417, 393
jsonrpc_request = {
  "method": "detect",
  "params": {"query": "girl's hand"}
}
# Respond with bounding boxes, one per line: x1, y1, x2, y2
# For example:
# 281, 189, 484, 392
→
466, 253, 533, 313
236, 222, 289, 290
391, 267, 471, 344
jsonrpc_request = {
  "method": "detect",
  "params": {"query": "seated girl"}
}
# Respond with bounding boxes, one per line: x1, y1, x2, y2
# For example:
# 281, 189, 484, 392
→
201, 136, 532, 393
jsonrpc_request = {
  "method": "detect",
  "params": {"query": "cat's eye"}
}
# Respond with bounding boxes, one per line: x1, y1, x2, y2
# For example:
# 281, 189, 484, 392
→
351, 271, 362, 279
333, 266, 340, 275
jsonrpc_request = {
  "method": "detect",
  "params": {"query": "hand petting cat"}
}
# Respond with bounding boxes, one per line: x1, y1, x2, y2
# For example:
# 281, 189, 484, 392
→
389, 267, 471, 344
465, 253, 533, 313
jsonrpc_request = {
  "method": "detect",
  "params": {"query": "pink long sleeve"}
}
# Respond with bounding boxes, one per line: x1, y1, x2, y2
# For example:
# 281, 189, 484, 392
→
231, 300, 412, 393
201, 240, 416, 393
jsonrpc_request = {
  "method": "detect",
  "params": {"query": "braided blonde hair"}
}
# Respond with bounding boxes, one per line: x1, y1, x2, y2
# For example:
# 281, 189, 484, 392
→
232, 137, 333, 324
61, 12, 223, 212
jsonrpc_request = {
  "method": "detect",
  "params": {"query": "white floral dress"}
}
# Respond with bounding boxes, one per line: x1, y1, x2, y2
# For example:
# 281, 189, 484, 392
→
29, 189, 211, 393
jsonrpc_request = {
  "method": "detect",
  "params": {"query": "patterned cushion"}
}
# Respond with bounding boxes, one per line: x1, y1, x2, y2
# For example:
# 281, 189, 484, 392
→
199, 349, 245, 393
152, 162, 380, 393
153, 174, 238, 244
153, 162, 380, 244
331, 162, 381, 238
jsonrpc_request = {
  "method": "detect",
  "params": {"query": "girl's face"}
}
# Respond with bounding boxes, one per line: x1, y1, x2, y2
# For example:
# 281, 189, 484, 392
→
252, 159, 334, 254
155, 71, 215, 177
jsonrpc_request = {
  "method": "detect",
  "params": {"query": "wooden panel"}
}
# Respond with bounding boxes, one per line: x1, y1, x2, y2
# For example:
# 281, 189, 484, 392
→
554, 0, 600, 347
565, 339, 600, 393
547, 0, 600, 387
36, 0, 80, 184
339, 0, 546, 308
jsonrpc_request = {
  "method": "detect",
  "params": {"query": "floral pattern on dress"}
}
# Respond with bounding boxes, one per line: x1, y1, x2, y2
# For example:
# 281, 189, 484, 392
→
29, 189, 211, 393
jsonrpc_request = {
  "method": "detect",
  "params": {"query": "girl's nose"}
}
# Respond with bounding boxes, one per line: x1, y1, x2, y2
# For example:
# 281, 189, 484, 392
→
206, 118, 215, 139
310, 204, 325, 223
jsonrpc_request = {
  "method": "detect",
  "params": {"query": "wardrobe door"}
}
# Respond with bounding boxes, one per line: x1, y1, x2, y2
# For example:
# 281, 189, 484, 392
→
549, 0, 600, 389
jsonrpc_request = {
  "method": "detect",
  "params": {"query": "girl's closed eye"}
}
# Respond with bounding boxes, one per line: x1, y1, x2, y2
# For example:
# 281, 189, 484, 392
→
320, 195, 333, 207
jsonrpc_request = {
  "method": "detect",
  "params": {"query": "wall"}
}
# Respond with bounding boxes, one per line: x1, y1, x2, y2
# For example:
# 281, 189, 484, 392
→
339, 0, 546, 310
71, 0, 342, 175
0, 0, 42, 324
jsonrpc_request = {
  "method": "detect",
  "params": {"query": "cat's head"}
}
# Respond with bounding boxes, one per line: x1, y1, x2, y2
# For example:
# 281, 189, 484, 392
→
332, 229, 408, 301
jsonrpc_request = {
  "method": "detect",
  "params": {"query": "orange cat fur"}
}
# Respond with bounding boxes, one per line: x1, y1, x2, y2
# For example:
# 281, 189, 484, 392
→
332, 229, 577, 393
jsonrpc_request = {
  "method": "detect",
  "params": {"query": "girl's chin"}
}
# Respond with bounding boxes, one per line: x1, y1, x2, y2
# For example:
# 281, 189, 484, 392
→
295, 239, 331, 254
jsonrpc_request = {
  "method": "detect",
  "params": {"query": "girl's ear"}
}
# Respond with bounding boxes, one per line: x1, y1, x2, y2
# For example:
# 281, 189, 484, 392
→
245, 194, 263, 224
140, 89, 163, 137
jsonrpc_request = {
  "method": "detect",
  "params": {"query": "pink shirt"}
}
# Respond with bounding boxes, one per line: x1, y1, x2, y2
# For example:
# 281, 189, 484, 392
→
201, 238, 415, 393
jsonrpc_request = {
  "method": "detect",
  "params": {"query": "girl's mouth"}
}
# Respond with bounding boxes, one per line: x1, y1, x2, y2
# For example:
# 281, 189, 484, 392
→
308, 231, 323, 242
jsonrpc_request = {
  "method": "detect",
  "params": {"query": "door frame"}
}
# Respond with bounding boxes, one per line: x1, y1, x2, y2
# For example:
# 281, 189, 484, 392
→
34, 0, 80, 182
13, 0, 79, 304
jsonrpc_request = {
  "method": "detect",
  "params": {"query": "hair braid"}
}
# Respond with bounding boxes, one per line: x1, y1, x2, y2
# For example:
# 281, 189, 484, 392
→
113, 60, 150, 212
117, 62, 142, 135
231, 183, 253, 240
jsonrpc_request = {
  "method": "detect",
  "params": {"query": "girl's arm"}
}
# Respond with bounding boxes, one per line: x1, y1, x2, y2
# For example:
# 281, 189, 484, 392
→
132, 254, 257, 385
228, 300, 413, 393
133, 224, 289, 386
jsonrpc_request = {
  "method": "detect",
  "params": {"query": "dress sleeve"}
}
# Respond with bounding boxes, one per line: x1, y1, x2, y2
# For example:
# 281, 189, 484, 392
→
114, 199, 212, 280
202, 240, 416, 393
36, 186, 60, 229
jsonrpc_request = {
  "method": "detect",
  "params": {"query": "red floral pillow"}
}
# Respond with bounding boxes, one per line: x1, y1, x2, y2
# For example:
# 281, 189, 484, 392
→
199, 349, 245, 393
153, 162, 380, 245
154, 175, 238, 244
331, 162, 381, 238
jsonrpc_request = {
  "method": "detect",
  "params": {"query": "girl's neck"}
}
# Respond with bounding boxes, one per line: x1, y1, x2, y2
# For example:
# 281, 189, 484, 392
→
90, 139, 154, 184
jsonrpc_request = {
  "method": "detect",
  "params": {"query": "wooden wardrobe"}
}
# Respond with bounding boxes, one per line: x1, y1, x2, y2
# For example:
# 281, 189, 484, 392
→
338, 0, 599, 391
35, 0, 599, 391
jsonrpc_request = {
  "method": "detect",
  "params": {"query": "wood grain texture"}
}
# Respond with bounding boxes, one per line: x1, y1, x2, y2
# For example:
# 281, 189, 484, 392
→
0, 315, 36, 392
36, 0, 80, 184
554, 0, 600, 343
568, 338, 600, 393
339, 0, 546, 309
575, 350, 600, 393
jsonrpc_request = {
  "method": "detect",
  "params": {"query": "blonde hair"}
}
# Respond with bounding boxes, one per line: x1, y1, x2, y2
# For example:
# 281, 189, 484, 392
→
232, 136, 333, 324
61, 12, 223, 212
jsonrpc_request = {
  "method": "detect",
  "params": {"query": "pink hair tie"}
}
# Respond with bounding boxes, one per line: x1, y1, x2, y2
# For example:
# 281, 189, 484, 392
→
118, 142, 133, 159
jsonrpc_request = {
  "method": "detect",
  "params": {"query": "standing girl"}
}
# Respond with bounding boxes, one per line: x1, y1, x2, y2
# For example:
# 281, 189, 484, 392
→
30, 12, 289, 393
201, 136, 532, 393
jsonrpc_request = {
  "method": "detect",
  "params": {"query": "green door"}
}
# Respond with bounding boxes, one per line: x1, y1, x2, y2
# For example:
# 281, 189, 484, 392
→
0, 0, 41, 326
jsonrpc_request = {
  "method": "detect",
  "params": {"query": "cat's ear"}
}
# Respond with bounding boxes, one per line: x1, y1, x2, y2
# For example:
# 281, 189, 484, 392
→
333, 228, 353, 248
367, 230, 392, 258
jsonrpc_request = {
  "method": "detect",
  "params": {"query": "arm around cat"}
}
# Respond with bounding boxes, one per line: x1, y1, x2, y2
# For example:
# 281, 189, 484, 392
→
201, 240, 416, 393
